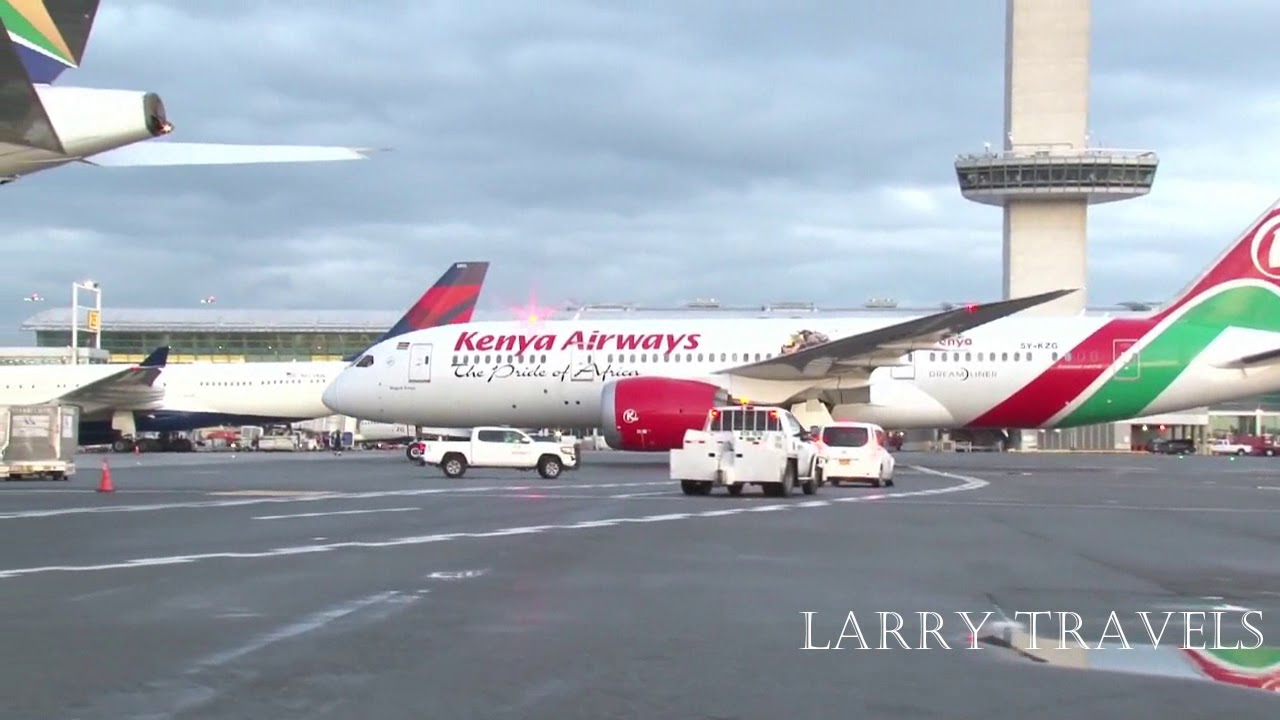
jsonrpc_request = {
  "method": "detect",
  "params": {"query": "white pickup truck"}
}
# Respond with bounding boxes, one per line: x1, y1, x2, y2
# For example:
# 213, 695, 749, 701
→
417, 427, 579, 479
670, 405, 820, 497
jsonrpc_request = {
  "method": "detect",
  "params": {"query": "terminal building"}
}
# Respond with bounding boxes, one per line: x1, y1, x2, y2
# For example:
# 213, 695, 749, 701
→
17, 302, 1280, 450
20, 308, 410, 363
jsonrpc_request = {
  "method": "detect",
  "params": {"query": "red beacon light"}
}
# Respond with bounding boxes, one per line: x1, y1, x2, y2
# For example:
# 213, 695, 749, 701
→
964, 303, 978, 313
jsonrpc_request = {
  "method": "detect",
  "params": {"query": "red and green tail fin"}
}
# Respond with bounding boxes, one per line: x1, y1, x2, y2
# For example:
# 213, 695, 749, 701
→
1155, 197, 1280, 322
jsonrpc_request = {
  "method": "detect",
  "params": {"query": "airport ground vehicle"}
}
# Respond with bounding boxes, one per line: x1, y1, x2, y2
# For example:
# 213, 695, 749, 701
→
416, 427, 579, 479
1145, 437, 1196, 455
669, 405, 819, 497
0, 405, 79, 481
1207, 436, 1280, 456
811, 421, 895, 487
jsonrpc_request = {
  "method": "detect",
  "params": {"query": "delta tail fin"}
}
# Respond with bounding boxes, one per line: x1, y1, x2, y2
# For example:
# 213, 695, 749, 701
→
138, 345, 169, 368
1, 0, 98, 84
343, 261, 491, 362
1155, 196, 1280, 322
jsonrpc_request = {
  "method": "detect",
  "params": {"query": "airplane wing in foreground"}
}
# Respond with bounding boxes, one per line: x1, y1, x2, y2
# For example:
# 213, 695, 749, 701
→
718, 288, 1079, 381
57, 345, 169, 412
81, 142, 382, 167
1214, 346, 1280, 370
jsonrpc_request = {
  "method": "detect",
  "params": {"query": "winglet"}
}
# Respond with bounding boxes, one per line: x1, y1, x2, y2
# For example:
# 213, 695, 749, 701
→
138, 345, 169, 368
342, 262, 491, 361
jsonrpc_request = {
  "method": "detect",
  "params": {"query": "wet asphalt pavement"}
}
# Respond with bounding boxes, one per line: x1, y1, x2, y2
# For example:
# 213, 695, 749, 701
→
0, 448, 1277, 719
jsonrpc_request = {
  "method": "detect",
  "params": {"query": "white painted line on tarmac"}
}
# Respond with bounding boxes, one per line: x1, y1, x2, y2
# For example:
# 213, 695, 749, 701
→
0, 464, 988, 581
609, 491, 669, 498
194, 590, 406, 669
871, 499, 1280, 513
0, 481, 673, 520
1258, 486, 1280, 491
427, 569, 488, 581
253, 507, 421, 521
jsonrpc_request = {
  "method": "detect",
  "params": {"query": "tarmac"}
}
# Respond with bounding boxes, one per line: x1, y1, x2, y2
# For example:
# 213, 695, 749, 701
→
0, 448, 1277, 718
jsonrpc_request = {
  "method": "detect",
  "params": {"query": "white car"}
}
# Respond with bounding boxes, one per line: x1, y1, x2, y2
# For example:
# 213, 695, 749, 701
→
813, 421, 896, 487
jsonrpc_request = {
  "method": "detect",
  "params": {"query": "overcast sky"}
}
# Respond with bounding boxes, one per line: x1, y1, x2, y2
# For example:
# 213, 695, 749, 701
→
2, 0, 1277, 342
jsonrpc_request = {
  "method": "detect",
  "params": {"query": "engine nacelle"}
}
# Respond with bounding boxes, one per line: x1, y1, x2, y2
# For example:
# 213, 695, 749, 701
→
34, 86, 172, 158
600, 377, 730, 451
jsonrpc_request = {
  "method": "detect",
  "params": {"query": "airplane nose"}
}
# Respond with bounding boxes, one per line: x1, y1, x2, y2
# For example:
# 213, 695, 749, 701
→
322, 378, 342, 412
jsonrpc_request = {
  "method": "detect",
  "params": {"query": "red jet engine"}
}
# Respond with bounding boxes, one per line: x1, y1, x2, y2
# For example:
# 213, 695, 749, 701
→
600, 377, 730, 451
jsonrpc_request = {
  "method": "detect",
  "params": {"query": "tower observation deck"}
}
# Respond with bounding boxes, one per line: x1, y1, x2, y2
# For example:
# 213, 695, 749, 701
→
955, 145, 1158, 206
955, 0, 1158, 318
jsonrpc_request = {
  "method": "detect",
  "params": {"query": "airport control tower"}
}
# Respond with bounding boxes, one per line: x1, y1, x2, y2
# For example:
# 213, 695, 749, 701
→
954, 0, 1159, 316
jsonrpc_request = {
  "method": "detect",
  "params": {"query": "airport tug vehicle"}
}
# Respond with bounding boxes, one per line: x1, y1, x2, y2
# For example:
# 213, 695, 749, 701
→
810, 421, 896, 487
670, 405, 821, 496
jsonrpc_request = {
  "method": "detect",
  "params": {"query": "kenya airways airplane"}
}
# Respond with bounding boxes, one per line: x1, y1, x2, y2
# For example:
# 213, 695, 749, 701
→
322, 199, 1280, 451
0, 262, 487, 451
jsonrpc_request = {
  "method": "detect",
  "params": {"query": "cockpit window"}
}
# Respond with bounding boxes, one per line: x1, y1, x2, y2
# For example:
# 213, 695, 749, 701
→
355, 355, 375, 368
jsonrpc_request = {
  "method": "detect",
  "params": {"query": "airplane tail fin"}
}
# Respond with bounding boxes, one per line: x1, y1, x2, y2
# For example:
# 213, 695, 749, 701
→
0, 14, 63, 155
138, 345, 169, 369
1, 0, 99, 83
342, 262, 490, 361
1155, 196, 1280, 322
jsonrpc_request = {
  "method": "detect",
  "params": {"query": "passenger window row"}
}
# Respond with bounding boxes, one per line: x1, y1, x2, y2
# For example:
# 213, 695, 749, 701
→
449, 351, 775, 367
923, 350, 1089, 363
926, 350, 1043, 362
444, 348, 1073, 368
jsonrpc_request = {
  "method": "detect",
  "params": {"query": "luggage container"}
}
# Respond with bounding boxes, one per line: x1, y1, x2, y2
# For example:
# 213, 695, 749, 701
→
0, 404, 79, 480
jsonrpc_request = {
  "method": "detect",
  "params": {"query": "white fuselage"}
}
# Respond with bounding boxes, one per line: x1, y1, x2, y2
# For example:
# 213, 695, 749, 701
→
0, 360, 344, 426
322, 314, 1280, 430
153, 361, 343, 421
0, 363, 142, 408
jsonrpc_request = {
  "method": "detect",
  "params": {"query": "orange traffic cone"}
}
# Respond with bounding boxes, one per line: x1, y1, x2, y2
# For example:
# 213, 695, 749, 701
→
97, 458, 114, 493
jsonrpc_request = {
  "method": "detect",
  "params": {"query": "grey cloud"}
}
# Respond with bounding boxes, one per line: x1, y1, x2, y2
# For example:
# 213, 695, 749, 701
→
1, 0, 1271, 343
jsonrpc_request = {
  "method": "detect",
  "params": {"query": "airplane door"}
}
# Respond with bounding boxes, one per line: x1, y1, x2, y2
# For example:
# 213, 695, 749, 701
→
1113, 339, 1140, 381
408, 343, 433, 383
889, 351, 917, 380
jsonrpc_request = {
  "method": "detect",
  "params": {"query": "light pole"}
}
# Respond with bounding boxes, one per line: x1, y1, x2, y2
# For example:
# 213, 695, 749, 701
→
70, 279, 101, 365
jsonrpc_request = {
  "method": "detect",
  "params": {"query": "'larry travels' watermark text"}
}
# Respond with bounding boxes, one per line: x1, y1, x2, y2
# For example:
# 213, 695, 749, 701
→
801, 610, 1266, 650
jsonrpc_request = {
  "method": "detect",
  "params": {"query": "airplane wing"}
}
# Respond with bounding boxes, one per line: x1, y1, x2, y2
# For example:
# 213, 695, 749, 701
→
1214, 347, 1280, 370
57, 345, 169, 412
81, 142, 382, 167
717, 288, 1078, 381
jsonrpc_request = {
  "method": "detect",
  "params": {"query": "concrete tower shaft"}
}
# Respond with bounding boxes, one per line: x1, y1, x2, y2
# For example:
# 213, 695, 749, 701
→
1003, 1, 1087, 314
1004, 1, 1089, 150
955, 0, 1158, 317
